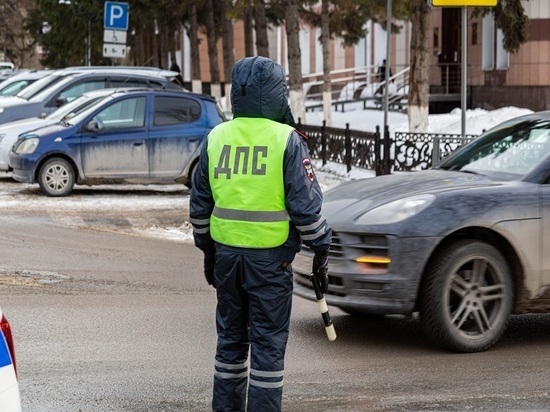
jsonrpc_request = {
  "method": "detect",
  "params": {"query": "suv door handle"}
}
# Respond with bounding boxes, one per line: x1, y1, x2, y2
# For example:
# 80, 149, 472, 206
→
133, 140, 145, 147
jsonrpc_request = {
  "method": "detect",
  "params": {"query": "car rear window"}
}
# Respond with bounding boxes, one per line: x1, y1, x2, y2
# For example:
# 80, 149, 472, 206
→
153, 96, 201, 126
59, 80, 108, 103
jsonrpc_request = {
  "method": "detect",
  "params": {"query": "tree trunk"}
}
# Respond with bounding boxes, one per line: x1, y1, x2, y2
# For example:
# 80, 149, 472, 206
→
244, 1, 255, 56
284, 0, 305, 123
408, 0, 430, 133
189, 2, 202, 94
205, 0, 222, 103
254, 0, 269, 57
153, 20, 162, 68
321, 0, 332, 126
221, 0, 235, 112
169, 31, 177, 67
133, 31, 144, 65
161, 28, 170, 69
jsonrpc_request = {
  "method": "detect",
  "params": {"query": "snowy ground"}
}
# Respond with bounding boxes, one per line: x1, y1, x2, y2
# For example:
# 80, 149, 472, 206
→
305, 103, 533, 136
0, 105, 533, 242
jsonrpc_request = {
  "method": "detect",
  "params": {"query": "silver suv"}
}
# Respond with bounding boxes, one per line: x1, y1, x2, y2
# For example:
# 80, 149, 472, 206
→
0, 68, 181, 124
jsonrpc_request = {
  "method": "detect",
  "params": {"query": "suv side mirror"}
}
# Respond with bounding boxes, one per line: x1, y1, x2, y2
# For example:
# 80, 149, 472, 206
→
55, 96, 68, 107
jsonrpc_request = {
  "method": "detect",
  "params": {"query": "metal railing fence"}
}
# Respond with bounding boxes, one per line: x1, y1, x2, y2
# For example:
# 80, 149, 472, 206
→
298, 119, 479, 174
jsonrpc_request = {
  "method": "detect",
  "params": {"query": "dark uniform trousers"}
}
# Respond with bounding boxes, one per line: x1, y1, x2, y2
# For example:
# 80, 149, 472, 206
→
212, 245, 294, 412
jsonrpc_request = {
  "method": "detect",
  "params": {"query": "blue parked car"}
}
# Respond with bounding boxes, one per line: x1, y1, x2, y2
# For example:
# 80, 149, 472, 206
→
9, 89, 225, 196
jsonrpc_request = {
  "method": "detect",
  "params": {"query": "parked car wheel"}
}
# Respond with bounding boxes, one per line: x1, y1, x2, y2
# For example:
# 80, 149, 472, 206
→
420, 240, 514, 353
38, 158, 75, 197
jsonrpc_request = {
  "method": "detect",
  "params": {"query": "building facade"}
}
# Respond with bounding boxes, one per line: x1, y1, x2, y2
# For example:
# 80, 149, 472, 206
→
175, 1, 550, 112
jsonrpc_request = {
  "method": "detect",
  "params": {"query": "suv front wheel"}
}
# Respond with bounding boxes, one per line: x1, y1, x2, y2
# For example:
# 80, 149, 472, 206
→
420, 240, 514, 353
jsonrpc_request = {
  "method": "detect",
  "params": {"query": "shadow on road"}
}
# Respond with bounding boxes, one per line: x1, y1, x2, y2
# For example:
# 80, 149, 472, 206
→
294, 311, 550, 353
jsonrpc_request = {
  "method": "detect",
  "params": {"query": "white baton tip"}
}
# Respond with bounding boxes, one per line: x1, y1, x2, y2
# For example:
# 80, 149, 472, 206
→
326, 324, 337, 341
317, 299, 329, 313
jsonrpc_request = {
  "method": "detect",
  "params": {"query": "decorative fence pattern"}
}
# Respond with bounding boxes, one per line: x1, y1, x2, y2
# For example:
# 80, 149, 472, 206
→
298, 120, 479, 174
299, 121, 380, 172
393, 132, 477, 171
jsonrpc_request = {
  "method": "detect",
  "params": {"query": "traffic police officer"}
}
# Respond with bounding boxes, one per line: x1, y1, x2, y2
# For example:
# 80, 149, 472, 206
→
190, 56, 331, 412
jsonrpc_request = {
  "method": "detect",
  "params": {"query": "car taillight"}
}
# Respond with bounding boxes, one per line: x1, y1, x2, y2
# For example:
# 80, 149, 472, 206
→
1, 314, 16, 375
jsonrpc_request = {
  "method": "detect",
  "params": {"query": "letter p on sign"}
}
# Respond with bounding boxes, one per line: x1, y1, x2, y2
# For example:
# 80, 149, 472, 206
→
104, 2, 129, 31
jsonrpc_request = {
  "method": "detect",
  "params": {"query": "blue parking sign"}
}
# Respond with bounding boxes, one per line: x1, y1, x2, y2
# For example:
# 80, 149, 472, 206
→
104, 2, 129, 31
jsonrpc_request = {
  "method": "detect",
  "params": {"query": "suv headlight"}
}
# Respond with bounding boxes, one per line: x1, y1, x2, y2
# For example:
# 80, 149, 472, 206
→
14, 137, 39, 154
356, 194, 436, 225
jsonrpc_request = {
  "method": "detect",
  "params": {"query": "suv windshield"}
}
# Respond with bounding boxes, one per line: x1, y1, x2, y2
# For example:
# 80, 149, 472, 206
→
0, 80, 32, 96
438, 117, 550, 179
17, 74, 67, 100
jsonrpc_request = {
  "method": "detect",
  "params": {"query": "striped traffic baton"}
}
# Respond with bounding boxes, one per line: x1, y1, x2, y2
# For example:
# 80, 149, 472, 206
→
310, 272, 337, 341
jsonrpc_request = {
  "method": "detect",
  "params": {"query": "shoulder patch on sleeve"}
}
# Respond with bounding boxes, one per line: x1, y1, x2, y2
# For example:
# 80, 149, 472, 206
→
302, 158, 315, 182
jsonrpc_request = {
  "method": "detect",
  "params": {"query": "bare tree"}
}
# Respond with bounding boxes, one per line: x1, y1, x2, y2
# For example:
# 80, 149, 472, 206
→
284, 0, 305, 123
254, 0, 269, 57
321, 0, 332, 126
221, 0, 235, 111
244, 0, 255, 56
408, 0, 430, 132
188, 1, 202, 93
204, 0, 221, 102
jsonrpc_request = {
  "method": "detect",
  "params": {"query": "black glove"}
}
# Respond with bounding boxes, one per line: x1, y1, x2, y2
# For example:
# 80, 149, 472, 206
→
204, 253, 216, 288
312, 249, 329, 294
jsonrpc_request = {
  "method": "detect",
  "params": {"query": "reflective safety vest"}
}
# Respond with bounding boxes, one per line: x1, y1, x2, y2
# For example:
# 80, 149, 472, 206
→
207, 117, 294, 248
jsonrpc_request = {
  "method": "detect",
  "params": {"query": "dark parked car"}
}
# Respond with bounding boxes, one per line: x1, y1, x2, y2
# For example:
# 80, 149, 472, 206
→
9, 89, 225, 196
293, 111, 550, 353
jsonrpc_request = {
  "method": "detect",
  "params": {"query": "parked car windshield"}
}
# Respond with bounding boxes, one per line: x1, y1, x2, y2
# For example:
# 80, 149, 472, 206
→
17, 74, 66, 100
437, 117, 550, 179
0, 80, 33, 96
60, 95, 117, 127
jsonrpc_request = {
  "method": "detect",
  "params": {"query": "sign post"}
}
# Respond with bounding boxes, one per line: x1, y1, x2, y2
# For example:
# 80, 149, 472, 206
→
103, 2, 129, 60
431, 0, 498, 138
432, 0, 496, 5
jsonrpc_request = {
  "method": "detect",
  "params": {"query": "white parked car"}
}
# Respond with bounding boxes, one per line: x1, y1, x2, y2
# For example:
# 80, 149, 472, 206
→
0, 308, 21, 412
0, 88, 124, 173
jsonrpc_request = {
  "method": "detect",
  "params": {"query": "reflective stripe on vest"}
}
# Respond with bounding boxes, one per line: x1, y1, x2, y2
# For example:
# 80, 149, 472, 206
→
207, 117, 293, 248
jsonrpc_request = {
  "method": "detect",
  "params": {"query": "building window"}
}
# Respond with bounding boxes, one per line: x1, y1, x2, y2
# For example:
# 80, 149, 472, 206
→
315, 28, 323, 73
433, 27, 439, 48
300, 30, 310, 75
482, 15, 494, 70
482, 14, 509, 71
496, 29, 509, 70
472, 22, 478, 45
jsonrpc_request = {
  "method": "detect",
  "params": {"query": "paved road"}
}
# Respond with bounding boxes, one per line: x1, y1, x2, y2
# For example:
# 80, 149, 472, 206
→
1, 179, 550, 411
